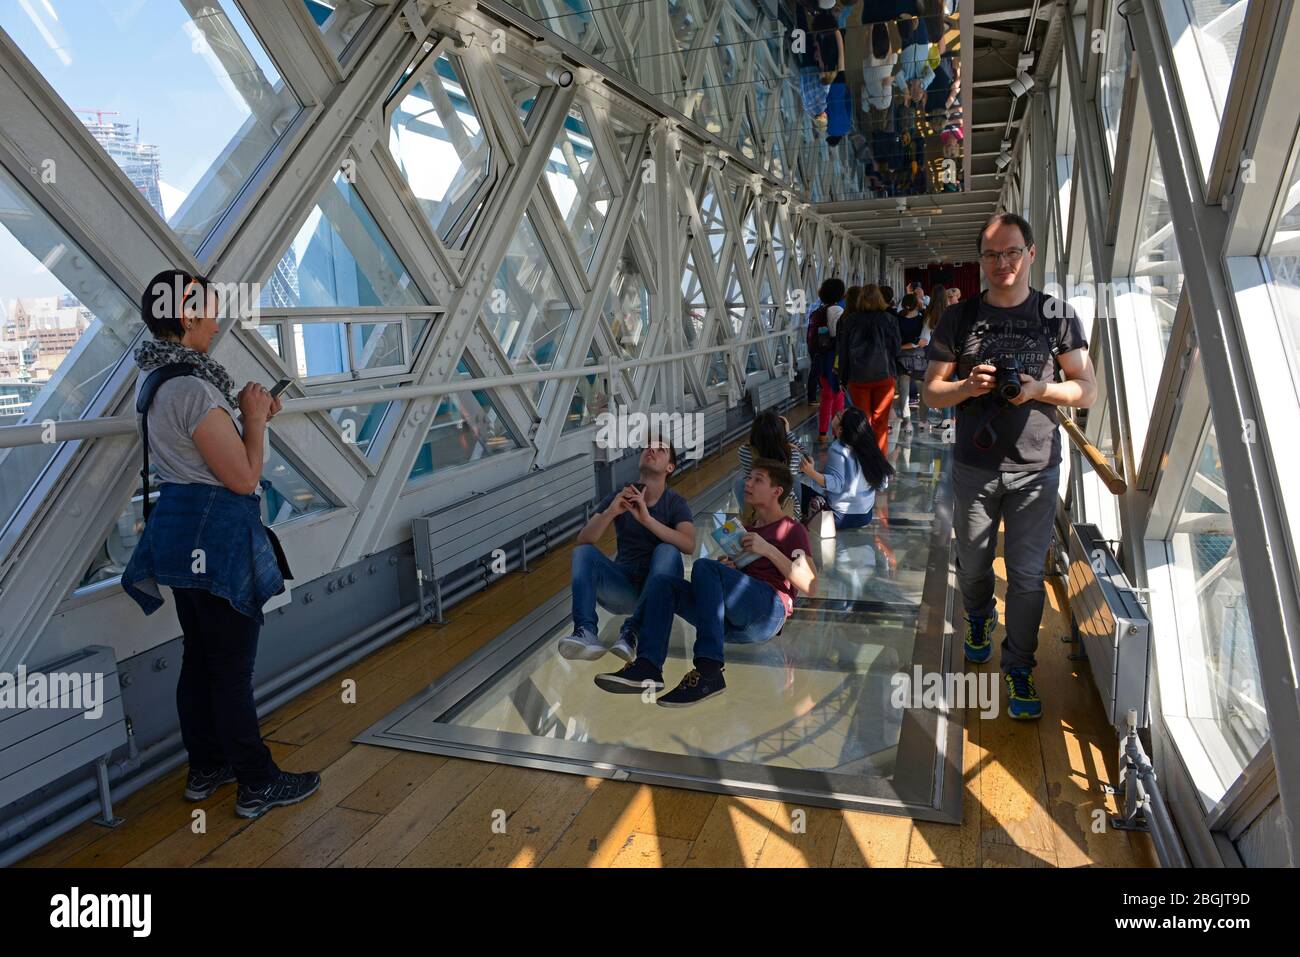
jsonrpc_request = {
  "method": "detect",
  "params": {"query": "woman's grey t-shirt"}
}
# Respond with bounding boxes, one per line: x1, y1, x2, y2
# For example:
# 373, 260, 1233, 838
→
136, 376, 237, 486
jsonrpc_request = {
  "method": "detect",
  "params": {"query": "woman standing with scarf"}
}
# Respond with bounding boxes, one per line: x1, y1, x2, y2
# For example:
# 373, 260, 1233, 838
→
122, 270, 320, 820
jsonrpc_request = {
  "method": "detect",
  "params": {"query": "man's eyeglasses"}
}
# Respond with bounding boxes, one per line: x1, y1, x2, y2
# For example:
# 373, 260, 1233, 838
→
979, 247, 1026, 266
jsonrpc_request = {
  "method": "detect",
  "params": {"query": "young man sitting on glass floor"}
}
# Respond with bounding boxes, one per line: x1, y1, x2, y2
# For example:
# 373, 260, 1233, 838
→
595, 459, 817, 707
557, 441, 696, 664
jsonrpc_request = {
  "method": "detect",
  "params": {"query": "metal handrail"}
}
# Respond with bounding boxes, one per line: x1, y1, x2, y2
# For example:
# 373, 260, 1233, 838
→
0, 328, 799, 450
1060, 412, 1127, 494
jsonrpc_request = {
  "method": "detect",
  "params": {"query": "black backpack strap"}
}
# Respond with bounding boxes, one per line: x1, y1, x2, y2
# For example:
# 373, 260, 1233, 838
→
1036, 291, 1065, 358
136, 363, 194, 521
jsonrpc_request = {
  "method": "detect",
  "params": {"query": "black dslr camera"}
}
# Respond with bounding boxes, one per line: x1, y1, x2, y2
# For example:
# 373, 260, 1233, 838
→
993, 356, 1024, 402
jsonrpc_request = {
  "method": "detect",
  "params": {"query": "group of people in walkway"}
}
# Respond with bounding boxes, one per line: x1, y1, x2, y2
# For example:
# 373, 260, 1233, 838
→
118, 211, 1098, 831
558, 212, 1099, 723
805, 276, 960, 455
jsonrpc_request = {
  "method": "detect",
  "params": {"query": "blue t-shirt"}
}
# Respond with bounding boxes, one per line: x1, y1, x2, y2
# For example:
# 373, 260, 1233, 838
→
597, 486, 693, 570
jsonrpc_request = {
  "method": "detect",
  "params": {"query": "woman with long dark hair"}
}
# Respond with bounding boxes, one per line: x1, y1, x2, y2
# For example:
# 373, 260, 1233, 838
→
799, 406, 896, 536
122, 269, 320, 820
735, 409, 803, 521
837, 283, 901, 456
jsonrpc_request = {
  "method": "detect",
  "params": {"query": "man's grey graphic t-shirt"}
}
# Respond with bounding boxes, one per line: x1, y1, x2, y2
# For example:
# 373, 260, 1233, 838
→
926, 290, 1088, 471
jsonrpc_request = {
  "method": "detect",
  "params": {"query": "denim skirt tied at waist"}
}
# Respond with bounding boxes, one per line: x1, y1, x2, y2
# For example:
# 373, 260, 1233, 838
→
122, 482, 291, 626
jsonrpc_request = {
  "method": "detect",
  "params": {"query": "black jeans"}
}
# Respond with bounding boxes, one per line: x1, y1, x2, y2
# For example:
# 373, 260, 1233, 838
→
172, 587, 277, 788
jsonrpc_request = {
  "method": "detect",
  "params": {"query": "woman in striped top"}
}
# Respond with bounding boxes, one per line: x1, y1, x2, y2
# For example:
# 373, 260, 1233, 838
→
734, 410, 804, 521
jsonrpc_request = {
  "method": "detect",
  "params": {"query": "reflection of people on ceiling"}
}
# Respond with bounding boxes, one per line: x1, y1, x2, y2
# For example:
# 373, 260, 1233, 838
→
861, 20, 897, 115
796, 1, 844, 136
894, 16, 935, 106
859, 0, 920, 24
825, 71, 853, 145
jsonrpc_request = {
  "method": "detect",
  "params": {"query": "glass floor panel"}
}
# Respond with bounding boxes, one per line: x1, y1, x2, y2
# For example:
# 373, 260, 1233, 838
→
359, 412, 965, 820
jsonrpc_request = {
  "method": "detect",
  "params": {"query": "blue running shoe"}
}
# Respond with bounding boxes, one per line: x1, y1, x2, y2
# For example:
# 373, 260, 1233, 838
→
1004, 667, 1042, 720
963, 613, 996, 664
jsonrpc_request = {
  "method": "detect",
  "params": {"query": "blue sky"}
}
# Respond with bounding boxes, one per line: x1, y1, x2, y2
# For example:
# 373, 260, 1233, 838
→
0, 0, 295, 303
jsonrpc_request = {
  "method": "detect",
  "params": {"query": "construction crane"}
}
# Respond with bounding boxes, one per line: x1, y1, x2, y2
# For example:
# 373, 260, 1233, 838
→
72, 108, 120, 126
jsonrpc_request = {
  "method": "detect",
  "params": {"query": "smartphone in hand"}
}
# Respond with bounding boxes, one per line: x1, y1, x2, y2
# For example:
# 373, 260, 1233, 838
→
269, 378, 293, 399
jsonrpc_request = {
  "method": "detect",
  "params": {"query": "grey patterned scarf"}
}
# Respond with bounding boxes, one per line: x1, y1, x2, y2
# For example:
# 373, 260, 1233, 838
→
134, 338, 239, 410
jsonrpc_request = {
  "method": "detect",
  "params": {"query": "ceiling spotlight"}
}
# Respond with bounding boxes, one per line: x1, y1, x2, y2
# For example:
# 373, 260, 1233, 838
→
1009, 71, 1034, 98
547, 65, 574, 87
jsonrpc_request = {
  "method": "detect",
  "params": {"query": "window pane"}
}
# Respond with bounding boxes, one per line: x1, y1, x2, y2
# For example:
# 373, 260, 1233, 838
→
1173, 0, 1249, 115
725, 260, 747, 335
699, 185, 726, 266
605, 243, 650, 359
563, 349, 609, 433
387, 48, 492, 249
498, 66, 540, 129
681, 251, 706, 349
0, 169, 139, 539
350, 322, 403, 373
407, 363, 519, 481
545, 105, 610, 269
0, 1, 301, 253
706, 328, 728, 386
1264, 149, 1300, 374
265, 170, 427, 310
1170, 421, 1269, 793
485, 213, 578, 399
1134, 149, 1183, 354
329, 395, 394, 458
1099, 4, 1131, 163
302, 0, 373, 61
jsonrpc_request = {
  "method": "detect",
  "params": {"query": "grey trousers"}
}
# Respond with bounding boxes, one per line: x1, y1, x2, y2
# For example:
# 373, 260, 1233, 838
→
951, 461, 1060, 671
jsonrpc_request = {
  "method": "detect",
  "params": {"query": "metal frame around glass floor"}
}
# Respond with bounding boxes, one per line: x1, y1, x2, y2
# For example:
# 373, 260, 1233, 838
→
358, 439, 964, 823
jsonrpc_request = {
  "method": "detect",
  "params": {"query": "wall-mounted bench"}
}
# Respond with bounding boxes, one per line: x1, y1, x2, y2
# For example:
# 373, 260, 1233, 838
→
699, 401, 730, 459
412, 453, 597, 623
749, 375, 792, 414
0, 645, 128, 829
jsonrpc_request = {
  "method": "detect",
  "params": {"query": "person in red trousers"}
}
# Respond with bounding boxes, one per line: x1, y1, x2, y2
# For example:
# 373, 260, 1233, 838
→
807, 278, 846, 441
837, 283, 901, 459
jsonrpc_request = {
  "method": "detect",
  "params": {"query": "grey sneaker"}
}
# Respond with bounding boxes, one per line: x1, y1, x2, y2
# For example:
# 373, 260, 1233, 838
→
610, 626, 637, 663
557, 630, 606, 661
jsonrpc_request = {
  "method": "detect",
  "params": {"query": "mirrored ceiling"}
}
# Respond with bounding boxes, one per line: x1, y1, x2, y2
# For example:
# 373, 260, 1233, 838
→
500, 0, 967, 204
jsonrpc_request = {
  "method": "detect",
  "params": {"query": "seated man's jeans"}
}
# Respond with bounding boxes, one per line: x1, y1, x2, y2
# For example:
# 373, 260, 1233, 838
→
570, 541, 684, 639
636, 558, 788, 670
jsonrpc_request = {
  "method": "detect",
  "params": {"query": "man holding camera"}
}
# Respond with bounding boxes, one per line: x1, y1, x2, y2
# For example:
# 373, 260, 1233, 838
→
922, 213, 1096, 719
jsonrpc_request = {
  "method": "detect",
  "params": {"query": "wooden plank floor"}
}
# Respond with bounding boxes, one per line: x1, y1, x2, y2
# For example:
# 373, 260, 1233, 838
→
21, 404, 1157, 868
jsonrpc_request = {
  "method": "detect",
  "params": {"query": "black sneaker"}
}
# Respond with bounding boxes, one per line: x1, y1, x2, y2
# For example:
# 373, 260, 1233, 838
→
235, 769, 322, 819
594, 657, 664, 694
183, 765, 236, 801
657, 667, 726, 707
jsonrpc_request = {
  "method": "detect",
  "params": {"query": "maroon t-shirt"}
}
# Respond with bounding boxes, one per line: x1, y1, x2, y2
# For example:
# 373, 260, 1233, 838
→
741, 516, 813, 616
